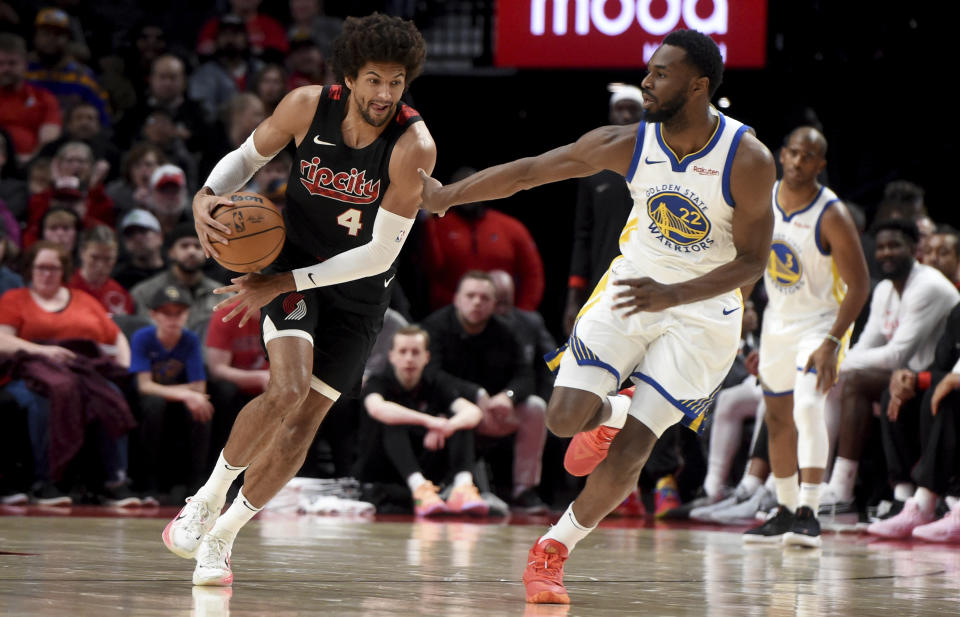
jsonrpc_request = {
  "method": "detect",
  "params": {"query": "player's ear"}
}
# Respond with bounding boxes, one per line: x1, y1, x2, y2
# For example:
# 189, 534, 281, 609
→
691, 75, 709, 98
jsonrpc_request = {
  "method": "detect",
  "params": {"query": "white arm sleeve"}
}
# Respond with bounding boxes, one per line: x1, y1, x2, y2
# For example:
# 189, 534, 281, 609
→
204, 131, 276, 196
292, 209, 415, 291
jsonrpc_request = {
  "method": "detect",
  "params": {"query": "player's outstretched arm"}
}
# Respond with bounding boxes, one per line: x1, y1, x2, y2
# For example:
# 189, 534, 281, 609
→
418, 124, 635, 215
612, 132, 775, 315
803, 202, 871, 392
193, 87, 322, 257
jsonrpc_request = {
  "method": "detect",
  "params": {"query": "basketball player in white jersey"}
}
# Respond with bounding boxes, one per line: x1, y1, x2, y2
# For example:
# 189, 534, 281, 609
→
742, 127, 869, 547
419, 30, 776, 604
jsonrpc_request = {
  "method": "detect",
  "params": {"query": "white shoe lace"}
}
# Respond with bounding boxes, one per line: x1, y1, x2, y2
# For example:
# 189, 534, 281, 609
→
197, 534, 231, 570
180, 498, 212, 539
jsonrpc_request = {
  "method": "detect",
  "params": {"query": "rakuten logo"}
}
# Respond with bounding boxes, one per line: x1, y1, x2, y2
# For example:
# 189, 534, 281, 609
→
531, 0, 727, 37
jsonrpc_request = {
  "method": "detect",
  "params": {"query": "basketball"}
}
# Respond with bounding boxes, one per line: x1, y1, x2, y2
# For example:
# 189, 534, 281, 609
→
211, 192, 286, 273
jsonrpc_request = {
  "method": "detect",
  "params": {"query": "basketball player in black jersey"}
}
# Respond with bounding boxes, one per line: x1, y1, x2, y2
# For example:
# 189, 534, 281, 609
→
161, 14, 436, 586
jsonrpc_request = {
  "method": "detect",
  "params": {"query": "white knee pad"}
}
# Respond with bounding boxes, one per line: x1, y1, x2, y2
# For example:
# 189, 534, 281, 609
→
793, 372, 828, 469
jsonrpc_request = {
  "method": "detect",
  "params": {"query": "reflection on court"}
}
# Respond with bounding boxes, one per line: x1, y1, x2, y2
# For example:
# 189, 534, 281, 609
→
1, 511, 958, 616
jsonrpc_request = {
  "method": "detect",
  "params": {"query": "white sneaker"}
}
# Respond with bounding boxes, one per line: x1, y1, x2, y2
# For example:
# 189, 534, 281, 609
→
162, 496, 220, 559
690, 484, 754, 522
818, 484, 855, 514
711, 486, 777, 524
193, 533, 234, 586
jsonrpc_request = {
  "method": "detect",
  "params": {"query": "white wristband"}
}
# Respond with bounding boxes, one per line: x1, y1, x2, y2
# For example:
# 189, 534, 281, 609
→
292, 209, 415, 291
204, 130, 276, 196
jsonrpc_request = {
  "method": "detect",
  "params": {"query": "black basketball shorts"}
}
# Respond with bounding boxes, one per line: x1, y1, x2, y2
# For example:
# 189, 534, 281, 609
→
260, 287, 383, 400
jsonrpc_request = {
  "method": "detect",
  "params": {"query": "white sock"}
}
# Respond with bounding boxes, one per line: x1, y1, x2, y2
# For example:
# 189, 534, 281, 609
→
828, 457, 858, 501
764, 474, 777, 492
893, 482, 914, 502
739, 474, 762, 496
946, 496, 959, 510
799, 482, 820, 511
774, 473, 799, 512
602, 394, 630, 429
913, 487, 937, 514
196, 450, 247, 508
407, 472, 427, 493
452, 471, 473, 488
703, 470, 724, 499
209, 488, 261, 543
541, 502, 596, 552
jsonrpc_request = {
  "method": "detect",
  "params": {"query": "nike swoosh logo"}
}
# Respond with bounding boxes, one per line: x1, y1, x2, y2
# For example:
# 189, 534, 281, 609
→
384, 274, 396, 287
722, 307, 740, 315
313, 136, 336, 146
309, 272, 320, 287
645, 157, 666, 164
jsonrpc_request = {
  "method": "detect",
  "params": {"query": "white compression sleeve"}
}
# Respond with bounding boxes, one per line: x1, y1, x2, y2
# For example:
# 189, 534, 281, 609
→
292, 209, 415, 291
204, 131, 276, 195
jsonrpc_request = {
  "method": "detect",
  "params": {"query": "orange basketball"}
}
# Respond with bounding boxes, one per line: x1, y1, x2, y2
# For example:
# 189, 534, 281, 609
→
211, 192, 286, 273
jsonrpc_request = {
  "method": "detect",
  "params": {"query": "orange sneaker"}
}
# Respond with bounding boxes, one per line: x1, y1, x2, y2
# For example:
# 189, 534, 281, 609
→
563, 425, 620, 477
413, 481, 448, 517
446, 483, 489, 516
522, 539, 571, 604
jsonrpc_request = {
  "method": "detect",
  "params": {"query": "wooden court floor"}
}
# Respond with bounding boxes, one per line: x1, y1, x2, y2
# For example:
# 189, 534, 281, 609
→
1, 507, 959, 616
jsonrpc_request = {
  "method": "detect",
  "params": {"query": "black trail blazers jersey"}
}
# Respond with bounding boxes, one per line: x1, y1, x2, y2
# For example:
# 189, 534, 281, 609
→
279, 84, 422, 314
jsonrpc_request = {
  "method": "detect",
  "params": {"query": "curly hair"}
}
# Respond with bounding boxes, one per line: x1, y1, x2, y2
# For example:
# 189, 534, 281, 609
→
330, 13, 427, 85
663, 29, 724, 98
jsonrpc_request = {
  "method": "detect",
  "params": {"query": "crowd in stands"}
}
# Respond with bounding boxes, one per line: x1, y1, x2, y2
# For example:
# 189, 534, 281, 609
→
0, 2, 959, 545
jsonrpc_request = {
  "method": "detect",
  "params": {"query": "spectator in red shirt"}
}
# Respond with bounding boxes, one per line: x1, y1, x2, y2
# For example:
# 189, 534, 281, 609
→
0, 33, 61, 162
69, 225, 135, 316
422, 167, 545, 311
196, 0, 289, 61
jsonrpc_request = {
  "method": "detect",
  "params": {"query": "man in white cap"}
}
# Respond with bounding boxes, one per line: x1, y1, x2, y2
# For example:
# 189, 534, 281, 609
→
146, 164, 191, 236
112, 208, 166, 290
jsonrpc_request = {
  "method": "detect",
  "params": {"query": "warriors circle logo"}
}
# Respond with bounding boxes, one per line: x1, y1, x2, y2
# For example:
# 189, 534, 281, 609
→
767, 241, 802, 288
646, 192, 711, 246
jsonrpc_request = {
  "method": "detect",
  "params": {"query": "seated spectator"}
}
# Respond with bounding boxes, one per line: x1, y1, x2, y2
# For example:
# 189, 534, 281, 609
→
145, 164, 192, 237
0, 32, 61, 162
200, 92, 266, 182
24, 141, 114, 243
120, 21, 168, 98
105, 142, 166, 217
137, 110, 198, 191
129, 284, 213, 499
285, 35, 331, 89
205, 302, 268, 458
420, 271, 547, 512
35, 101, 120, 177
0, 219, 22, 294
68, 225, 135, 316
422, 167, 545, 311
189, 15, 262, 124
112, 209, 166, 290
0, 126, 28, 223
0, 241, 136, 506
115, 54, 208, 153
823, 219, 960, 509
36, 206, 81, 255
869, 302, 960, 540
356, 326, 487, 516
250, 63, 288, 115
26, 8, 110, 127
196, 0, 289, 61
921, 225, 960, 287
288, 0, 343, 58
130, 223, 220, 340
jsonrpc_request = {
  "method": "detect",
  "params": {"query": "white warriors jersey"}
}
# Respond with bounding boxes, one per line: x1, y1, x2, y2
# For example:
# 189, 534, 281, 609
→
764, 180, 846, 319
621, 112, 751, 284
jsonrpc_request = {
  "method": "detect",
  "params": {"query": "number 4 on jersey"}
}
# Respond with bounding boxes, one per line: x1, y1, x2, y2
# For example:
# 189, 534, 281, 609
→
337, 208, 363, 236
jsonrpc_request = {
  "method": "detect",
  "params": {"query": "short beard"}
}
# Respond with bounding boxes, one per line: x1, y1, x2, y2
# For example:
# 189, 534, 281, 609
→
356, 98, 391, 128
880, 257, 913, 281
175, 259, 203, 274
642, 93, 687, 124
